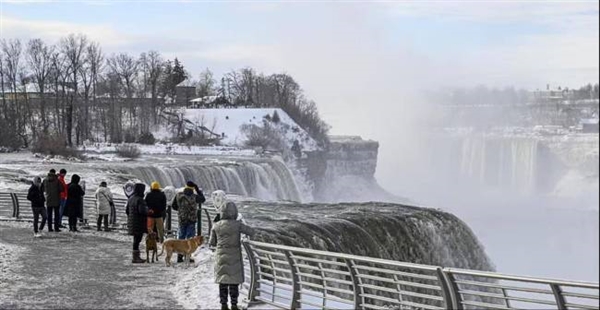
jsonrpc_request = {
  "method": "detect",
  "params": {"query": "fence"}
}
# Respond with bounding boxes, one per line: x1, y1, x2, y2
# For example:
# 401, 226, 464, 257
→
1, 191, 598, 310
0, 191, 219, 237
241, 241, 600, 310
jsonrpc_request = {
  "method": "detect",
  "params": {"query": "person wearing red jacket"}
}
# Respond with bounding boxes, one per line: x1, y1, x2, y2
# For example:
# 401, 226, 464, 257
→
58, 169, 68, 228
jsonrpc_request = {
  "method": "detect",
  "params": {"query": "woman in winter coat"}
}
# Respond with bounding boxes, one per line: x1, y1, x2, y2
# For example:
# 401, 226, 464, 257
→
64, 174, 85, 232
27, 176, 47, 237
209, 201, 255, 310
95, 181, 114, 231
126, 183, 148, 264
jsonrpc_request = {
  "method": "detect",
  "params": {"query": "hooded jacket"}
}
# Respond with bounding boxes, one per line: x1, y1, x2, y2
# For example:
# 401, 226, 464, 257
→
42, 173, 62, 207
126, 183, 148, 235
64, 174, 85, 218
95, 186, 113, 215
27, 177, 46, 209
209, 201, 255, 284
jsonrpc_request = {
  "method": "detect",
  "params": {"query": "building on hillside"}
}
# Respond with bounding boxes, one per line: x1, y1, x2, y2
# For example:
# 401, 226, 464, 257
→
175, 80, 196, 106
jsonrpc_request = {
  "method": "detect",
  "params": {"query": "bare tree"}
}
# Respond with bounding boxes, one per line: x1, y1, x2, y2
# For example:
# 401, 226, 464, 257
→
27, 38, 54, 133
1, 39, 27, 145
60, 33, 88, 146
107, 53, 138, 130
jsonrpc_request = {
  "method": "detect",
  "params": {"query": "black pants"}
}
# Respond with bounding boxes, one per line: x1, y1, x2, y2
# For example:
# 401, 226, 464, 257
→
219, 284, 239, 306
133, 233, 143, 251
68, 215, 78, 231
97, 214, 108, 230
32, 207, 47, 233
47, 205, 60, 231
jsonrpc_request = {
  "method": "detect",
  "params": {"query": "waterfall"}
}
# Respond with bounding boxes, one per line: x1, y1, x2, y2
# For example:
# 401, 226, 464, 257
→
243, 201, 495, 271
458, 136, 540, 193
115, 158, 303, 202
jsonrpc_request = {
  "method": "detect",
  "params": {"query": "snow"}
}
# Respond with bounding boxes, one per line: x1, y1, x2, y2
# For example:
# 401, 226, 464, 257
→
180, 108, 319, 151
80, 142, 257, 157
172, 248, 223, 309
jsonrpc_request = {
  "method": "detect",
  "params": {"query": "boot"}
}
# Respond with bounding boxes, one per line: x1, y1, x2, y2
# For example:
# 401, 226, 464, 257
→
132, 250, 145, 264
220, 305, 229, 310
231, 305, 239, 310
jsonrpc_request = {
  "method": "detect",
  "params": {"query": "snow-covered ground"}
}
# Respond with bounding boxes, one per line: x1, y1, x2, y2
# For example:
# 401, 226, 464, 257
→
81, 142, 257, 158
0, 220, 225, 309
162, 108, 319, 151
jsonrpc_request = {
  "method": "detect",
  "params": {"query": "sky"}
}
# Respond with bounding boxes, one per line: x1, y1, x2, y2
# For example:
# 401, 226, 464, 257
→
1, 0, 599, 195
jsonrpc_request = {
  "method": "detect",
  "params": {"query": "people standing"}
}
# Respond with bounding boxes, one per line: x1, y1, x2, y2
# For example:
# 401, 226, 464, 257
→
27, 176, 47, 237
42, 169, 63, 232
64, 174, 85, 232
95, 181, 113, 232
57, 169, 68, 229
145, 181, 167, 243
172, 181, 205, 263
126, 183, 148, 264
209, 201, 255, 310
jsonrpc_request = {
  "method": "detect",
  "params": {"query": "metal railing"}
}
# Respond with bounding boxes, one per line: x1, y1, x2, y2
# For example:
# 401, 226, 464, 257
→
241, 241, 600, 310
2, 191, 598, 309
0, 191, 219, 237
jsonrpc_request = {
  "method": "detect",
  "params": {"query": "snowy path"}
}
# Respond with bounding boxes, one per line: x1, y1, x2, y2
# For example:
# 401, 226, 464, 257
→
0, 221, 223, 309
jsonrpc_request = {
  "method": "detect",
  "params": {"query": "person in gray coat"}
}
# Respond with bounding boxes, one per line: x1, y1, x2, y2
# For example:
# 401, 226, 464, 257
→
209, 201, 255, 310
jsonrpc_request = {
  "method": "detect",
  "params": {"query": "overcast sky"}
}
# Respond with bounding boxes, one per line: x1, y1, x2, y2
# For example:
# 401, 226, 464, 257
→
1, 0, 598, 195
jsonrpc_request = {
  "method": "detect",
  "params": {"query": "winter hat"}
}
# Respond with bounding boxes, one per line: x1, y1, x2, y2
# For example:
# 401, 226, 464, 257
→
32, 176, 42, 187
100, 181, 107, 187
186, 181, 195, 188
151, 181, 161, 190
71, 174, 81, 184
59, 169, 67, 175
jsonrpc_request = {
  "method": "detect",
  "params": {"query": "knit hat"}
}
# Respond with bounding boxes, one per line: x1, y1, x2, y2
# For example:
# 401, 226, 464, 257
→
151, 181, 161, 190
186, 181, 195, 188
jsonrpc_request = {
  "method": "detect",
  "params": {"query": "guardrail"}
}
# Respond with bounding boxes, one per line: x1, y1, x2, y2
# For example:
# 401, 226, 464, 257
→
2, 191, 598, 309
0, 191, 219, 237
241, 240, 600, 310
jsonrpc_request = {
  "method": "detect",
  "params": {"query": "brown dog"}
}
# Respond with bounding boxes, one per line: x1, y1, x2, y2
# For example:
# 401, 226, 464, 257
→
145, 232, 159, 263
157, 235, 204, 267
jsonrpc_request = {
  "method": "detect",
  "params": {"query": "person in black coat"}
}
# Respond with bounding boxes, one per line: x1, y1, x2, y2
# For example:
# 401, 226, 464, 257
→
27, 176, 47, 237
145, 181, 167, 243
126, 183, 148, 264
64, 174, 85, 232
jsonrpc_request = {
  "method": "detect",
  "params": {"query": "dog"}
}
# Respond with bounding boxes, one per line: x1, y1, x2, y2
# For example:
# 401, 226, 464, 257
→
157, 235, 204, 267
145, 232, 159, 263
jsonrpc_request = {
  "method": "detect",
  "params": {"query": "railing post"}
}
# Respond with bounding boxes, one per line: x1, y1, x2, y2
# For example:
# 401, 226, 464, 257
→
442, 270, 463, 310
205, 209, 213, 234
435, 267, 454, 310
166, 204, 172, 233
242, 241, 260, 303
345, 259, 364, 310
10, 193, 20, 218
550, 284, 567, 309
196, 208, 202, 236
284, 250, 301, 310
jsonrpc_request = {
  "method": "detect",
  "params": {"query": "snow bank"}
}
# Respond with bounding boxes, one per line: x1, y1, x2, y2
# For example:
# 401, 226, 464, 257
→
179, 108, 319, 151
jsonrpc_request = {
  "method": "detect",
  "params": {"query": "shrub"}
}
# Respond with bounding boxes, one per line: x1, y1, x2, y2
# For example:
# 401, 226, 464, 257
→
241, 123, 285, 150
272, 110, 281, 123
115, 144, 141, 159
137, 132, 156, 145
123, 130, 136, 143
31, 133, 82, 158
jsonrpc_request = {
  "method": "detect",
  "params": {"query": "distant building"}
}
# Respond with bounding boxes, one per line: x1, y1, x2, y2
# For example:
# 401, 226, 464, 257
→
175, 80, 196, 106
580, 118, 599, 133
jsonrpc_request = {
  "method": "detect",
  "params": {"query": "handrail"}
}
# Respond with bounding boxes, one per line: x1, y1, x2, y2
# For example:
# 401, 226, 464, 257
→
1, 191, 598, 310
242, 241, 600, 310
444, 267, 600, 289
